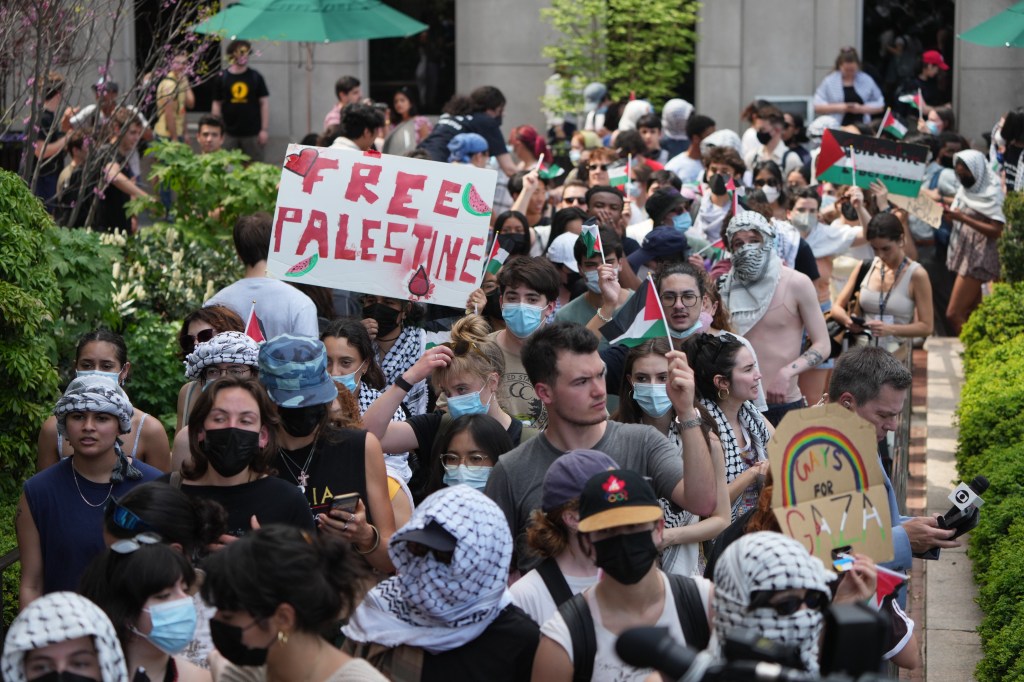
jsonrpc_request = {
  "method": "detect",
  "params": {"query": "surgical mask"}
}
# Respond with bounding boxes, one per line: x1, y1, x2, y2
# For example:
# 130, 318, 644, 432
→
627, 182, 642, 199
669, 317, 703, 339
925, 121, 940, 135
569, 149, 582, 164
443, 464, 493, 491
756, 129, 773, 145
840, 201, 858, 221
203, 427, 260, 478
278, 403, 326, 437
135, 597, 197, 655
502, 302, 545, 338
593, 530, 659, 585
209, 618, 270, 667
790, 211, 815, 234
762, 185, 780, 204
672, 211, 693, 231
447, 387, 492, 419
632, 382, 672, 418
731, 242, 773, 283
584, 269, 602, 294
708, 173, 729, 196
363, 303, 401, 337
820, 194, 837, 209
76, 369, 122, 385
483, 288, 503, 319
332, 360, 366, 394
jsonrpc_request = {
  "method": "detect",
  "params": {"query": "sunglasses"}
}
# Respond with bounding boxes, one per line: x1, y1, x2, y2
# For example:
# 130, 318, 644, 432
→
588, 164, 610, 172
749, 590, 826, 616
111, 532, 162, 554
441, 339, 487, 360
405, 541, 454, 565
106, 500, 153, 533
563, 196, 587, 205
753, 178, 779, 188
182, 328, 215, 353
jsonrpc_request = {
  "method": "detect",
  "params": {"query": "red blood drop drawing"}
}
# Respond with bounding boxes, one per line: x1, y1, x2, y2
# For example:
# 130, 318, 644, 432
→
284, 148, 318, 176
408, 266, 430, 297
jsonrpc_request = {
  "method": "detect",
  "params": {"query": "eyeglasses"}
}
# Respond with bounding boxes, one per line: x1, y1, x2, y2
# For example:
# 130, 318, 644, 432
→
588, 164, 610, 172
405, 541, 454, 565
440, 453, 492, 472
753, 178, 779, 188
749, 590, 826, 616
203, 366, 254, 381
563, 196, 587, 205
106, 500, 153, 533
659, 291, 700, 308
182, 328, 215, 353
111, 532, 162, 554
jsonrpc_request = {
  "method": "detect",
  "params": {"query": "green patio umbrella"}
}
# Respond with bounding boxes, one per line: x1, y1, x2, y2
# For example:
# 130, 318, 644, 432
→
958, 1, 1024, 48
192, 0, 427, 132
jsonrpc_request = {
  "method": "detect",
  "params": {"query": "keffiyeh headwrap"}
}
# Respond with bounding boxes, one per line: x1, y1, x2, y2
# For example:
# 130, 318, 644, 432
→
952, 149, 1006, 222
662, 99, 694, 140
713, 532, 833, 674
720, 211, 782, 335
53, 375, 140, 482
184, 331, 260, 381
343, 486, 513, 653
2, 591, 129, 682
618, 99, 655, 131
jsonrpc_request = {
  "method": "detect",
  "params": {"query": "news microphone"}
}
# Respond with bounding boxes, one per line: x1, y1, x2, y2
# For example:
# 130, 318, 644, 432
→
937, 475, 988, 540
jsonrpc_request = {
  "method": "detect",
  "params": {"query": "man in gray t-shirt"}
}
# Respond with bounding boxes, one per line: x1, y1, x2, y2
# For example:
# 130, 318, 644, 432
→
484, 322, 718, 573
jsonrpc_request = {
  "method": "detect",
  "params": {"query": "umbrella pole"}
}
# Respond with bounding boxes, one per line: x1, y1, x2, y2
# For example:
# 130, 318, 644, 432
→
306, 43, 314, 134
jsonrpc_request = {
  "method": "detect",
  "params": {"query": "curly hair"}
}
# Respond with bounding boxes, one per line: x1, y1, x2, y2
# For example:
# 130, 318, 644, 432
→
526, 499, 579, 559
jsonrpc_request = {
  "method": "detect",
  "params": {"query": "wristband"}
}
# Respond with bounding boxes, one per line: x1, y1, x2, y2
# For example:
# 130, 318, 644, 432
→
596, 307, 614, 322
676, 409, 702, 431
394, 375, 413, 392
356, 524, 380, 554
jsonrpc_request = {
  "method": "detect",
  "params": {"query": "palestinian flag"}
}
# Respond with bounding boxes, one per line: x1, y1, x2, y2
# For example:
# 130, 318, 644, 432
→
580, 224, 604, 258
874, 565, 907, 609
879, 109, 907, 139
484, 236, 509, 275
599, 279, 668, 347
898, 89, 923, 111
245, 301, 267, 344
726, 177, 739, 214
538, 163, 564, 180
608, 163, 629, 187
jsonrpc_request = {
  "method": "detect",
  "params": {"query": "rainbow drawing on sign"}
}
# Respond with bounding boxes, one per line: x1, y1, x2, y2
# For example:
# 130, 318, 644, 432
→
780, 426, 870, 507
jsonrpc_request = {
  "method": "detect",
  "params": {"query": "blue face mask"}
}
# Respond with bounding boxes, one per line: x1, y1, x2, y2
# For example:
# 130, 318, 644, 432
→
447, 386, 492, 419
632, 382, 673, 418
584, 269, 602, 294
76, 369, 122, 385
925, 121, 940, 135
443, 465, 493, 491
331, 360, 366, 394
669, 317, 703, 339
569, 149, 582, 164
136, 596, 197, 655
672, 212, 693, 231
502, 302, 546, 338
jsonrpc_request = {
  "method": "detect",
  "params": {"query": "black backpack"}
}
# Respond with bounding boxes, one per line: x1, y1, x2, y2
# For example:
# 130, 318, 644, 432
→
555, 572, 711, 682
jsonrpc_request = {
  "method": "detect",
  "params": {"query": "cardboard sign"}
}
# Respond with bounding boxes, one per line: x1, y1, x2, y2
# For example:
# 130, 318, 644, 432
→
816, 129, 928, 198
769, 404, 894, 564
268, 145, 497, 308
888, 191, 944, 228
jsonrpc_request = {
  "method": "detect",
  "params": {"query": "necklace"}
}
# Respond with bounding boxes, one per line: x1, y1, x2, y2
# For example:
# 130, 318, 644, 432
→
278, 440, 316, 493
71, 462, 114, 508
878, 256, 909, 319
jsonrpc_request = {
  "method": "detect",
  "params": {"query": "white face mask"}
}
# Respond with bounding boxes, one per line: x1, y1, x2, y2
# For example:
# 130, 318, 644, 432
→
762, 185, 780, 204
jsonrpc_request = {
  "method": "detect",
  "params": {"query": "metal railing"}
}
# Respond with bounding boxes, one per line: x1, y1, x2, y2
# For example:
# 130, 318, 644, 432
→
889, 342, 915, 514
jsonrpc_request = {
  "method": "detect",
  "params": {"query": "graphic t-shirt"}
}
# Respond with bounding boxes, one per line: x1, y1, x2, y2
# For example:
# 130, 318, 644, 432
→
273, 428, 371, 520
214, 69, 269, 137
488, 330, 546, 429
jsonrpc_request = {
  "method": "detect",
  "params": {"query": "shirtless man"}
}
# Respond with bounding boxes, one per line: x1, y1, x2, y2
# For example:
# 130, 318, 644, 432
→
718, 211, 831, 426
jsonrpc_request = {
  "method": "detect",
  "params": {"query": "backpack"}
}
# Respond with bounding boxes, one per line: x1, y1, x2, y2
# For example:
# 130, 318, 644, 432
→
557, 573, 710, 682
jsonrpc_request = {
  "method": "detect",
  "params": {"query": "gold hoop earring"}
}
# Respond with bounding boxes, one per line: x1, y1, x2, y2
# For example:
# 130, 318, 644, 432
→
717, 387, 730, 401
277, 630, 289, 645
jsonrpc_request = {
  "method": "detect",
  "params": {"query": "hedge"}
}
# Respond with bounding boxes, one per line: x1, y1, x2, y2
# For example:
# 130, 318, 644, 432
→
957, 275, 1024, 681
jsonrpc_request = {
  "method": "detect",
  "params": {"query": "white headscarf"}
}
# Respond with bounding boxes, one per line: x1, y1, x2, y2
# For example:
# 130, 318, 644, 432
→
618, 100, 655, 131
952, 149, 1005, 222
662, 99, 694, 139
343, 486, 513, 653
720, 211, 783, 335
2, 592, 129, 682
713, 532, 833, 674
184, 330, 260, 381
53, 375, 140, 482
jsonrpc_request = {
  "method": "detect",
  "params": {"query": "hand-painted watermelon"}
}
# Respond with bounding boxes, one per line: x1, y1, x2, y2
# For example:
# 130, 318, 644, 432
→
285, 253, 318, 277
462, 183, 491, 217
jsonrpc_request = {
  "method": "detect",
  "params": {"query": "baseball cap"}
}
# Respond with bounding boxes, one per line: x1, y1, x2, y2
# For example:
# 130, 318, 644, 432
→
398, 520, 457, 552
258, 334, 338, 408
583, 82, 608, 113
699, 128, 742, 155
542, 449, 619, 512
922, 50, 949, 71
578, 469, 663, 533
546, 231, 580, 273
627, 228, 691, 271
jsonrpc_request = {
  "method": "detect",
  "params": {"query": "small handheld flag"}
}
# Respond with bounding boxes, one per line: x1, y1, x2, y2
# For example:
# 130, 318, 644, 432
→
245, 301, 267, 344
580, 223, 605, 260
599, 278, 669, 347
877, 108, 907, 139
483, 236, 510, 276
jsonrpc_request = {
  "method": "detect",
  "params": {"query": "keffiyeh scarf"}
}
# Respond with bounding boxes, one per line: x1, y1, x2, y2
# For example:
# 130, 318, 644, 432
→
53, 375, 141, 482
343, 486, 513, 653
720, 211, 783, 335
2, 591, 129, 682
701, 396, 770, 520
377, 326, 427, 416
952, 149, 1006, 222
713, 532, 833, 674
184, 331, 260, 381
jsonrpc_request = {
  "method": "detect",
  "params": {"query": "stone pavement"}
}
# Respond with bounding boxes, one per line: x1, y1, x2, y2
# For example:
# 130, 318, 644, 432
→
901, 338, 983, 681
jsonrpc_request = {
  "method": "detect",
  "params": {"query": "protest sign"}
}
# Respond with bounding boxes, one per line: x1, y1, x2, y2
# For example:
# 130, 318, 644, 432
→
769, 404, 894, 564
888, 190, 944, 228
268, 145, 497, 308
816, 129, 928, 198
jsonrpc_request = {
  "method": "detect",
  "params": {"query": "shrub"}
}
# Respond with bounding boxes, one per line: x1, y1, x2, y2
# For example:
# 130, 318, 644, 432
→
976, 521, 1024, 681
999, 191, 1024, 285
960, 281, 1024, 373
0, 498, 19, 630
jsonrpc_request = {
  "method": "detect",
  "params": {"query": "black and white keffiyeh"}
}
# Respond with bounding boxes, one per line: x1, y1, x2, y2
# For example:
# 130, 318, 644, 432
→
343, 486, 513, 653
376, 326, 428, 416
2, 591, 129, 682
713, 532, 833, 675
53, 375, 141, 482
720, 211, 783, 335
184, 331, 260, 381
700, 398, 771, 484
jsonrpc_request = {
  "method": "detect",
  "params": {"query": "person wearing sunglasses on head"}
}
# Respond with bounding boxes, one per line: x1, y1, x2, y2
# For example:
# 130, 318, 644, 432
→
19, 376, 163, 607
174, 305, 244, 432
37, 330, 171, 474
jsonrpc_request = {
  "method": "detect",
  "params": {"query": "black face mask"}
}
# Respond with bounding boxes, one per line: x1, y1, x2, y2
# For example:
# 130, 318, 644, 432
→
279, 403, 326, 437
708, 173, 729, 196
592, 530, 659, 585
756, 129, 773, 145
209, 619, 270, 667
363, 303, 401, 337
483, 288, 503, 319
31, 672, 100, 682
203, 427, 261, 478
840, 201, 859, 221
498, 233, 529, 257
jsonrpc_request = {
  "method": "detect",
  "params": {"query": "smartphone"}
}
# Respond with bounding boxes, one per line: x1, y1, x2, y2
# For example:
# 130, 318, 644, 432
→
849, 315, 867, 326
330, 492, 360, 515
